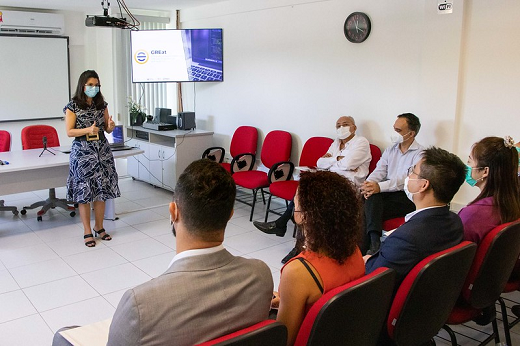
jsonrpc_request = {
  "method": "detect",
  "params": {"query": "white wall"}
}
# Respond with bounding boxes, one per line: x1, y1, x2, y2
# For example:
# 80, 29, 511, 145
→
179, 0, 517, 208
2, 0, 518, 208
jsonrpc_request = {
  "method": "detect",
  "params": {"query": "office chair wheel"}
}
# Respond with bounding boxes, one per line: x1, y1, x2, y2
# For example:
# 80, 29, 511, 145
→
20, 209, 27, 215
13, 210, 18, 215
70, 211, 76, 217
37, 216, 42, 222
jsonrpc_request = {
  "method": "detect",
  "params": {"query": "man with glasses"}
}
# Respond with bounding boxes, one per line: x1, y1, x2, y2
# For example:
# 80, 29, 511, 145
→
360, 113, 424, 255
364, 147, 466, 287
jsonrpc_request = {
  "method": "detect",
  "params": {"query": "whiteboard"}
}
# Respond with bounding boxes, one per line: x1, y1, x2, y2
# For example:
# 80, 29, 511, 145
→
0, 35, 70, 123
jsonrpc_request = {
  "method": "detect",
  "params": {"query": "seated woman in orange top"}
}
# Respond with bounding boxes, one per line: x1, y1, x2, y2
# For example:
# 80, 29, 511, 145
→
272, 170, 365, 346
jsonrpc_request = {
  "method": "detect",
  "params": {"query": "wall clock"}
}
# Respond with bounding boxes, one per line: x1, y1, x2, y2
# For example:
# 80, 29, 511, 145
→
344, 12, 371, 43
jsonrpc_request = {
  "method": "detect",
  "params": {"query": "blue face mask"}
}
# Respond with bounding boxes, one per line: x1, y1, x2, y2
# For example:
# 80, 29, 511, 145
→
465, 165, 481, 187
84, 86, 99, 98
516, 147, 520, 166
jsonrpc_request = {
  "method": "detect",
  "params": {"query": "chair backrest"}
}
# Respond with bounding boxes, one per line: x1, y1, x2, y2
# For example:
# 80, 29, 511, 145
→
299, 136, 334, 167
260, 130, 292, 169
368, 144, 382, 175
294, 267, 396, 346
229, 126, 258, 158
387, 241, 476, 346
461, 221, 520, 309
21, 125, 60, 150
196, 320, 287, 346
0, 130, 11, 152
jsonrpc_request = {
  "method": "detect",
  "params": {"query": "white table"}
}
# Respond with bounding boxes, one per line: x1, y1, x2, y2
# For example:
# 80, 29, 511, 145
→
0, 146, 144, 218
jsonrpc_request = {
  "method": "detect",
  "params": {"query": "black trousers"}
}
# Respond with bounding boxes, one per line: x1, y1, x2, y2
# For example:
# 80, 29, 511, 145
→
363, 191, 415, 247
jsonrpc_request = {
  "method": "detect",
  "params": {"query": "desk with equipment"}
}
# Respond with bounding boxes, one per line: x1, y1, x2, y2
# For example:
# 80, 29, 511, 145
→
126, 127, 213, 191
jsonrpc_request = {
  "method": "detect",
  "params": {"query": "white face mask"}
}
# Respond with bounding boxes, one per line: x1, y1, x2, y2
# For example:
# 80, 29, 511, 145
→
391, 131, 411, 144
403, 176, 421, 202
336, 126, 352, 140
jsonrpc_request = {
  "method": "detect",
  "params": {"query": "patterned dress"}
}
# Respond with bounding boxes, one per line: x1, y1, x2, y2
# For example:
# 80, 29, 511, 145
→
65, 100, 120, 204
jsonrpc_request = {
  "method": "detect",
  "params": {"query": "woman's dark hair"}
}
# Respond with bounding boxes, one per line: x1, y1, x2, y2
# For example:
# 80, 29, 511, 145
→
297, 171, 361, 264
72, 70, 105, 110
471, 136, 520, 223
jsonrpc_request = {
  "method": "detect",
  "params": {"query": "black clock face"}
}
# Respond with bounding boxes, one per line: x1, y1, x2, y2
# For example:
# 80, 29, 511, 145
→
344, 12, 371, 43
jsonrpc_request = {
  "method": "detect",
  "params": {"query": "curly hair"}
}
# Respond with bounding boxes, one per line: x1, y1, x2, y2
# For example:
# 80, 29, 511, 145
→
296, 171, 361, 264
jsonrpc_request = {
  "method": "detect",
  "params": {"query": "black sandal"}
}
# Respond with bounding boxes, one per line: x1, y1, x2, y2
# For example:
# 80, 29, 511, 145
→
84, 234, 96, 247
94, 228, 112, 241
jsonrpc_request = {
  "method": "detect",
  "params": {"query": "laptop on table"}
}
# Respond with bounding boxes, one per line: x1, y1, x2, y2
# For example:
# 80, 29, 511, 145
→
107, 125, 133, 151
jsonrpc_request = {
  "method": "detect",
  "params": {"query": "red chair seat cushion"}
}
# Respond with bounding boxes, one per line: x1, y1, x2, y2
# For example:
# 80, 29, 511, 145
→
446, 302, 481, 324
233, 171, 268, 189
383, 217, 405, 231
220, 162, 231, 173
269, 181, 299, 201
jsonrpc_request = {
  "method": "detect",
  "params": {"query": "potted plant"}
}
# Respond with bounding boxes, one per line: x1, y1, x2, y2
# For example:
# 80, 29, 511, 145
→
128, 98, 146, 126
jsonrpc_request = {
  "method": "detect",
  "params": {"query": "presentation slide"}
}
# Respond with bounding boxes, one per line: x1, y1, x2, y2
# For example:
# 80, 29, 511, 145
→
131, 30, 189, 82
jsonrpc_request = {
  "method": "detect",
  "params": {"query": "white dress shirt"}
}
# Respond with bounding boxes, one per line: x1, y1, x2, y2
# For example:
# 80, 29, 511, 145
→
316, 135, 371, 187
168, 244, 225, 268
366, 140, 424, 193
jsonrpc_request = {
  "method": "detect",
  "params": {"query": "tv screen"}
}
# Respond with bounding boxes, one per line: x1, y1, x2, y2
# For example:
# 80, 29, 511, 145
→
130, 29, 223, 83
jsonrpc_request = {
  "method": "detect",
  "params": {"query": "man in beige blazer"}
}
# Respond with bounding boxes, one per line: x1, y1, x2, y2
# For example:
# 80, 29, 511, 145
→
53, 159, 273, 346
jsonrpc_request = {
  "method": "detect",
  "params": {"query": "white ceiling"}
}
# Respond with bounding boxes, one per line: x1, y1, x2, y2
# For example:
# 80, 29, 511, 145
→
0, 0, 224, 12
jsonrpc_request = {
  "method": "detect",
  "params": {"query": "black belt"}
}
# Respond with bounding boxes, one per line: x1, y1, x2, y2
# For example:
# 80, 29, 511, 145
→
75, 132, 105, 141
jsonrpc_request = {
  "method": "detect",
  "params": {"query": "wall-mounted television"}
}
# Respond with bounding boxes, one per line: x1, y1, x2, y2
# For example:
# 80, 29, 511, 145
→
130, 29, 223, 83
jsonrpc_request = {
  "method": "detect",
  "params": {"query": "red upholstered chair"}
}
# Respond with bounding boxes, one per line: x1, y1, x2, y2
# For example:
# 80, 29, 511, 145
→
294, 267, 395, 346
387, 241, 477, 346
265, 136, 333, 222
196, 320, 287, 346
20, 125, 76, 221
0, 130, 19, 215
443, 221, 520, 346
233, 130, 292, 221
202, 126, 258, 174
368, 143, 381, 175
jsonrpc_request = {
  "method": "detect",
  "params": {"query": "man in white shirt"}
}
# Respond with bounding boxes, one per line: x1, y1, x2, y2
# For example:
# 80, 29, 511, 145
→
254, 116, 371, 263
53, 160, 273, 346
360, 113, 425, 255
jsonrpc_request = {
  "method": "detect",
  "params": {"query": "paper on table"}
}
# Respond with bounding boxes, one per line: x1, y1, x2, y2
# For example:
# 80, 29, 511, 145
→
59, 318, 112, 346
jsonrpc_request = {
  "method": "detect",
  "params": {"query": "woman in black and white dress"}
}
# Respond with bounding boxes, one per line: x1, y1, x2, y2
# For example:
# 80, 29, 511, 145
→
65, 70, 120, 247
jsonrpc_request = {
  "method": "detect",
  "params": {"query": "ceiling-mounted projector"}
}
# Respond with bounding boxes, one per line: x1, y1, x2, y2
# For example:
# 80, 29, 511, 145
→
85, 0, 137, 29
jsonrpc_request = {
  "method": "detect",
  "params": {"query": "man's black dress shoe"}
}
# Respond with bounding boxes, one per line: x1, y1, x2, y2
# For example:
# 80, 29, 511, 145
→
253, 221, 287, 237
281, 247, 300, 264
511, 304, 520, 318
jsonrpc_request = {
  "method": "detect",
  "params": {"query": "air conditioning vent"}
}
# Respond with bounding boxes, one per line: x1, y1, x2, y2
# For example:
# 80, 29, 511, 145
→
0, 10, 65, 36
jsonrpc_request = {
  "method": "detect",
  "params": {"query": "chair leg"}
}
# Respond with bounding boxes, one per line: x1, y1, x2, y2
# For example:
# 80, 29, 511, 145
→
260, 188, 266, 205
441, 325, 457, 346
250, 189, 258, 221
499, 297, 512, 346
491, 318, 501, 345
265, 195, 272, 222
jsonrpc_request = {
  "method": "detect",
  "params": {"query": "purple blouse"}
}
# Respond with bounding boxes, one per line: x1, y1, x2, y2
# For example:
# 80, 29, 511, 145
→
458, 196, 501, 244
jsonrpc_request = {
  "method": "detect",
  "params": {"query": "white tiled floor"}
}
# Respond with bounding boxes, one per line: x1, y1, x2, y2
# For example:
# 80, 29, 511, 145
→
0, 177, 295, 345
2, 177, 520, 345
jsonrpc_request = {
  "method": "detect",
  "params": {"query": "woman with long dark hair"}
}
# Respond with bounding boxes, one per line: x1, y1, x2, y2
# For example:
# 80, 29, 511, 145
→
271, 171, 365, 345
65, 70, 120, 247
459, 136, 520, 244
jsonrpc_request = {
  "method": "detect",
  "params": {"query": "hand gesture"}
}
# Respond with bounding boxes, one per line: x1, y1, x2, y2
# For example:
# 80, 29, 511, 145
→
360, 181, 380, 199
107, 116, 115, 132
89, 121, 99, 135
322, 153, 332, 158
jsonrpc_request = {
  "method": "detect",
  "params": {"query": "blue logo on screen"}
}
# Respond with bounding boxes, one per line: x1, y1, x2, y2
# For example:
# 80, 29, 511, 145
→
134, 50, 149, 64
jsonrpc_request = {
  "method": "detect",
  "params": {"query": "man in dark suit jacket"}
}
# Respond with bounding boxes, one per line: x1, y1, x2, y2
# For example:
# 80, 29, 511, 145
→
365, 147, 466, 287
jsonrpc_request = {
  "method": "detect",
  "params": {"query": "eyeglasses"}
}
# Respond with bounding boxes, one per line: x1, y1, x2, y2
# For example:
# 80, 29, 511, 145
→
407, 165, 422, 178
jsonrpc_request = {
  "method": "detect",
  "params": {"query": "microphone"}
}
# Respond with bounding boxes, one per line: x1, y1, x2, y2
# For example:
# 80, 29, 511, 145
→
42, 136, 48, 149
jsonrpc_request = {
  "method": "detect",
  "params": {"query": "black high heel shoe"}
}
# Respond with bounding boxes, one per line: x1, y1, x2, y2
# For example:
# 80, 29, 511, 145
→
84, 233, 96, 247
93, 228, 112, 241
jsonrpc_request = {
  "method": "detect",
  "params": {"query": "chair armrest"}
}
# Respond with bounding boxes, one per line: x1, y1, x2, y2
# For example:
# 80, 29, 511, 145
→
268, 161, 295, 184
202, 147, 225, 163
230, 153, 256, 174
